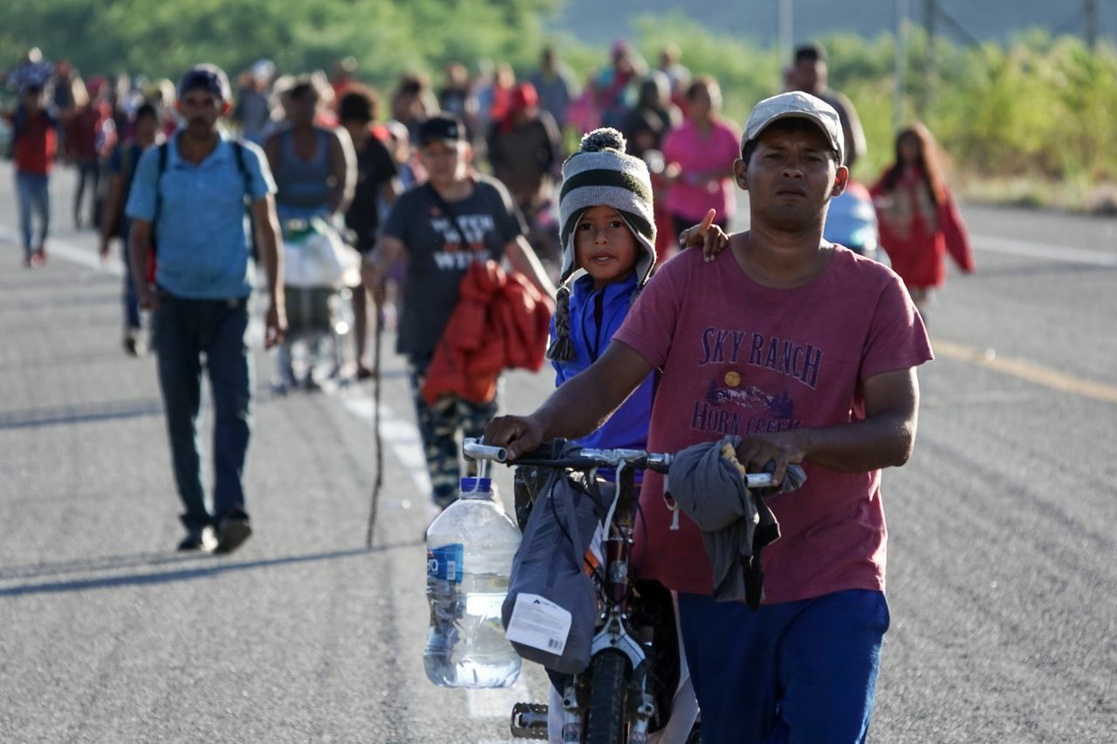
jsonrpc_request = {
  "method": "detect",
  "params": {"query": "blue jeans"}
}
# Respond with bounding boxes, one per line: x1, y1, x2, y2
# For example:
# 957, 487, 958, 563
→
73, 158, 100, 226
120, 222, 140, 329
15, 171, 50, 255
153, 292, 253, 531
677, 589, 889, 744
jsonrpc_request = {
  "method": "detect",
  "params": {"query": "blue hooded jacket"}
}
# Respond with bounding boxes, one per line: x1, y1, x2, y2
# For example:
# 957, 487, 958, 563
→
551, 272, 655, 460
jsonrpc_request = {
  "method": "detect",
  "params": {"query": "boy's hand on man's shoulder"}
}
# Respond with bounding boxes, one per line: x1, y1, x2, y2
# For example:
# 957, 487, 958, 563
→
678, 209, 730, 263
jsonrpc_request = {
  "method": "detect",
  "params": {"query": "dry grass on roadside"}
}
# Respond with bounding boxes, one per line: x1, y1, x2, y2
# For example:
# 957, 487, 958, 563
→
956, 175, 1117, 216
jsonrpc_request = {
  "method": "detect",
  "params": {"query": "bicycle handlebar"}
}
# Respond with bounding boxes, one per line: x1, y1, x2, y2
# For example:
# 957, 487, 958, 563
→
463, 438, 777, 489
463, 440, 509, 463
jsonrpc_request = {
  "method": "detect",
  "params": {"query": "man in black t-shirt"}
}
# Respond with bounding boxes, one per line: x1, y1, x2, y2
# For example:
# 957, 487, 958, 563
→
339, 86, 401, 379
362, 113, 555, 510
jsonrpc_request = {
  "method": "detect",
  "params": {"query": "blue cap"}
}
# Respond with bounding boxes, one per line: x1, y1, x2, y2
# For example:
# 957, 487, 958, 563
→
177, 64, 232, 100
460, 477, 492, 494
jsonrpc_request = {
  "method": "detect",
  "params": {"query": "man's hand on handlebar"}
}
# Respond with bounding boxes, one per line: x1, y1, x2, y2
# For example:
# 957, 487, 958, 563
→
483, 415, 546, 461
735, 431, 807, 488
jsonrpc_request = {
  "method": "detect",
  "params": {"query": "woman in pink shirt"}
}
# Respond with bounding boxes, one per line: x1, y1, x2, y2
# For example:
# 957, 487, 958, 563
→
661, 75, 741, 251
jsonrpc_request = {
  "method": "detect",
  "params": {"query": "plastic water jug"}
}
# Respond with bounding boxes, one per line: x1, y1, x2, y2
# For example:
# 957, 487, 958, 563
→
424, 477, 522, 688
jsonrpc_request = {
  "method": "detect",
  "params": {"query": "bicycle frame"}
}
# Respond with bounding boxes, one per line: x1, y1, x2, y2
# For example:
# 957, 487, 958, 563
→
572, 452, 656, 743
464, 438, 772, 743
470, 442, 696, 742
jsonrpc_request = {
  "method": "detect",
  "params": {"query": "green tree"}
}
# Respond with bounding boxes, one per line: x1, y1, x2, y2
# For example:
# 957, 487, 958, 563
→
4, 1, 1115, 205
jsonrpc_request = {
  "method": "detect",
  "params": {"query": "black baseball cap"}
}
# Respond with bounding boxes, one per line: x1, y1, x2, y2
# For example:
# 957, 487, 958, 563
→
794, 43, 827, 63
177, 64, 232, 100
417, 113, 467, 147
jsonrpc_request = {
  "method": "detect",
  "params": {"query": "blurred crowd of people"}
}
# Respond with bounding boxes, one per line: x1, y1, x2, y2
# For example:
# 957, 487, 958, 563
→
2, 38, 972, 347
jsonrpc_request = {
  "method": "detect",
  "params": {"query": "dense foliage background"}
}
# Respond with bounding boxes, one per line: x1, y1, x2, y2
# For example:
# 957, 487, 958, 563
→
3, 0, 1115, 205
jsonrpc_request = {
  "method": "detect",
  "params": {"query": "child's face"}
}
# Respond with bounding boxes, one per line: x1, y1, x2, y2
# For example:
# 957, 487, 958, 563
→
574, 205, 640, 290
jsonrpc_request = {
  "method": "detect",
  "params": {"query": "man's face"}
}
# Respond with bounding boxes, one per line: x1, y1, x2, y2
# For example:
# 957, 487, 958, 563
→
177, 88, 226, 136
735, 121, 846, 232
794, 58, 823, 92
393, 92, 421, 121
419, 140, 469, 187
287, 92, 318, 127
135, 115, 160, 143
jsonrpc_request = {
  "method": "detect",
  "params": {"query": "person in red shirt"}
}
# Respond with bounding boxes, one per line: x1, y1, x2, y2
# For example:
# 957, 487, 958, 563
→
67, 75, 114, 229
3, 84, 59, 266
486, 92, 932, 744
870, 122, 975, 320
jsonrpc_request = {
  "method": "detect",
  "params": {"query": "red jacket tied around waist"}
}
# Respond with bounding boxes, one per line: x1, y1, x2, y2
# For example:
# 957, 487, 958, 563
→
421, 260, 553, 405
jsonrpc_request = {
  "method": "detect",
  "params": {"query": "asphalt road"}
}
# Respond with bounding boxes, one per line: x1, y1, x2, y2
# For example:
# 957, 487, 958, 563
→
1, 162, 1114, 743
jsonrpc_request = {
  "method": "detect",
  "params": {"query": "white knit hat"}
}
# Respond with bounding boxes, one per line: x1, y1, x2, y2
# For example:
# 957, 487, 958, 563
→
557, 128, 657, 287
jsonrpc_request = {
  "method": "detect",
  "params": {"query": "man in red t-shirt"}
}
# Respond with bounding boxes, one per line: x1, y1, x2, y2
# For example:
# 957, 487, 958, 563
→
2, 84, 58, 266
486, 92, 932, 743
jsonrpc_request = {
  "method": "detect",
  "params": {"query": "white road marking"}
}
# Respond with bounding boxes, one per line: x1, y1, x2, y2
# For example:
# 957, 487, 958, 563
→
2, 224, 531, 731
1, 227, 117, 271
971, 234, 1117, 266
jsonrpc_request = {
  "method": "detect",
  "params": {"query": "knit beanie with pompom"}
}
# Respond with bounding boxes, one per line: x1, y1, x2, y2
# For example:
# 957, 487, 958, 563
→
548, 128, 657, 361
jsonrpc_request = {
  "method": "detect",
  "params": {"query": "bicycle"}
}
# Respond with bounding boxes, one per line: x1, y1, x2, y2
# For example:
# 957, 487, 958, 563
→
463, 438, 777, 744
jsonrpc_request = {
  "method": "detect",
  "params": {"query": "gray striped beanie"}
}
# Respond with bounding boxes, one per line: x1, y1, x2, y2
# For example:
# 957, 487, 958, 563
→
557, 128, 657, 287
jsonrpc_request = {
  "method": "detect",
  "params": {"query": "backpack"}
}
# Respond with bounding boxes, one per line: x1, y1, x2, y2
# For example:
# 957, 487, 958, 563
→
501, 450, 606, 675
146, 134, 256, 280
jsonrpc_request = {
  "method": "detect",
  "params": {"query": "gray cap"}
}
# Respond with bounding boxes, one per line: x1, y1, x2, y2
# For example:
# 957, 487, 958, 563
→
741, 91, 845, 166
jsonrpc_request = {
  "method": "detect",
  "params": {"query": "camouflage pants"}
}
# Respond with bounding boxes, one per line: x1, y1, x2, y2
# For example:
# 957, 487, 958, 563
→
408, 359, 499, 508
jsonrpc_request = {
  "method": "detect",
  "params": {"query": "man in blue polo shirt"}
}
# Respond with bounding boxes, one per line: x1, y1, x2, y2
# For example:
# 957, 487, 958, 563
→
126, 64, 287, 553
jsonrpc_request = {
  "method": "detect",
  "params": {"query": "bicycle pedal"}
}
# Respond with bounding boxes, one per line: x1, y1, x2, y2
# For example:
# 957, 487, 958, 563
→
510, 701, 549, 740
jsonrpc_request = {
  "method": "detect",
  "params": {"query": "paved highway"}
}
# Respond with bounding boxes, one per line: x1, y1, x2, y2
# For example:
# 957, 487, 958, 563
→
1, 163, 1114, 742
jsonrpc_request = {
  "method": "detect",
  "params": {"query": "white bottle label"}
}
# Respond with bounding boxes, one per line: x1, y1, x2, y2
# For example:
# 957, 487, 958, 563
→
505, 593, 572, 655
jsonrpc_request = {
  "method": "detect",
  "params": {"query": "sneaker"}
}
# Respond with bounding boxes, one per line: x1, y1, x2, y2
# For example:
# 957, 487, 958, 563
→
215, 510, 253, 554
177, 526, 217, 552
34, 245, 46, 265
123, 328, 146, 357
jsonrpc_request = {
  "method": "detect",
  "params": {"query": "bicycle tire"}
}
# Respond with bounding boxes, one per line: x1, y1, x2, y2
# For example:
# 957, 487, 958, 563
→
585, 650, 630, 744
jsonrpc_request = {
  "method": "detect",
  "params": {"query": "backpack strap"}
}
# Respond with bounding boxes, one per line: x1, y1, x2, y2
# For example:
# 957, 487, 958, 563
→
425, 182, 472, 248
151, 136, 257, 257
231, 138, 260, 260
231, 138, 253, 201
152, 138, 171, 237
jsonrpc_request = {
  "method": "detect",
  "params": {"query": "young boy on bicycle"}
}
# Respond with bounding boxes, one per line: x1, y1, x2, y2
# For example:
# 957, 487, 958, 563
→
488, 92, 933, 743
548, 127, 657, 463
543, 127, 698, 742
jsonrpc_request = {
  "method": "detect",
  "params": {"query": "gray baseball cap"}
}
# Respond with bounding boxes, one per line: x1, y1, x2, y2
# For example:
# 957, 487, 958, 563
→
741, 91, 845, 166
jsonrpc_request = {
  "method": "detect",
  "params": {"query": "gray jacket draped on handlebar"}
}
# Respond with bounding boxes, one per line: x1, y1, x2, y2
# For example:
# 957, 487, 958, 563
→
666, 436, 806, 606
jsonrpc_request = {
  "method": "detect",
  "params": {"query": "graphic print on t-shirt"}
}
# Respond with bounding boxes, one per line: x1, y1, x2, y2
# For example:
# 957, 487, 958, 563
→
430, 208, 496, 270
692, 325, 824, 437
